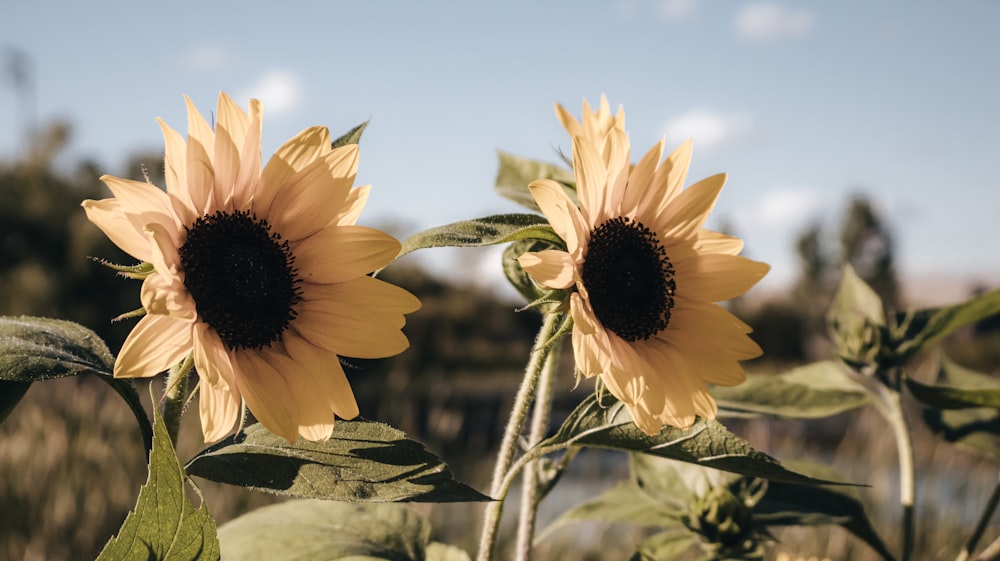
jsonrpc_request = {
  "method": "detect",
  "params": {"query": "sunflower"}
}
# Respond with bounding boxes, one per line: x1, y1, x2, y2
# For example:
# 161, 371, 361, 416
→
83, 93, 419, 443
555, 95, 625, 148
517, 106, 768, 435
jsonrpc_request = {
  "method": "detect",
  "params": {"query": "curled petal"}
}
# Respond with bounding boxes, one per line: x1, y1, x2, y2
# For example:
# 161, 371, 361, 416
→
517, 249, 576, 290
115, 314, 193, 379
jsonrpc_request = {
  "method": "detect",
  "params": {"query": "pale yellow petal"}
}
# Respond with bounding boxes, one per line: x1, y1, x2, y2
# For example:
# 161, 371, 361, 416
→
300, 276, 421, 314
139, 272, 195, 319
657, 173, 727, 242
213, 92, 249, 210
293, 292, 413, 359
232, 350, 300, 442
528, 179, 588, 257
156, 117, 197, 224
268, 145, 358, 241
235, 347, 335, 443
255, 126, 331, 217
82, 198, 150, 262
694, 229, 744, 255
517, 249, 576, 290
334, 185, 370, 226
601, 128, 631, 218
192, 321, 237, 388
571, 136, 608, 226
674, 253, 769, 302
293, 225, 401, 284
283, 334, 360, 422
621, 139, 665, 217
652, 139, 693, 211
554, 102, 582, 138
114, 314, 193, 378
232, 98, 263, 211
198, 379, 240, 443
184, 95, 216, 214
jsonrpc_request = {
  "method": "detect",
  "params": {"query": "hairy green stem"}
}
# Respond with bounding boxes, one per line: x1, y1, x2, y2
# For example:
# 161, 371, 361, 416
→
874, 380, 915, 561
477, 312, 562, 561
162, 354, 194, 447
515, 336, 562, 561
955, 471, 1000, 561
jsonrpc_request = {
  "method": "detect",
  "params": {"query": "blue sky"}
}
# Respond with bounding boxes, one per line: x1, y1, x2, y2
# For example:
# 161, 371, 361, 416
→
2, 1, 998, 297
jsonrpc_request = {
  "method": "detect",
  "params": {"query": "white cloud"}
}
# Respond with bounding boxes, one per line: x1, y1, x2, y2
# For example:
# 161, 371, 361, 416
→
755, 189, 821, 227
662, 108, 753, 150
237, 71, 304, 116
180, 44, 232, 74
734, 3, 814, 42
657, 0, 698, 21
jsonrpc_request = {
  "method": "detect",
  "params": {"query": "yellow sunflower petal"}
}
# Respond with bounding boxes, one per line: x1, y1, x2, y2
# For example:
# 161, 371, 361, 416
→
283, 334, 360, 421
294, 291, 413, 359
528, 179, 588, 257
674, 253, 770, 302
517, 249, 576, 290
183, 95, 216, 214
695, 229, 744, 255
235, 347, 335, 443
156, 117, 197, 224
115, 314, 193, 378
214, 92, 251, 210
572, 136, 609, 226
621, 139, 665, 217
192, 321, 237, 389
198, 379, 241, 443
81, 198, 151, 262
268, 145, 358, 241
232, 99, 264, 211
254, 126, 331, 217
335, 185, 371, 226
555, 102, 583, 139
653, 139, 694, 209
601, 128, 631, 218
294, 225, 401, 284
657, 173, 727, 241
233, 350, 301, 442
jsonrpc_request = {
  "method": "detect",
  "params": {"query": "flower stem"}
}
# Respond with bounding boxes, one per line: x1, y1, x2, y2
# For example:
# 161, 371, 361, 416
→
874, 378, 915, 561
477, 312, 563, 561
954, 471, 1000, 561
515, 335, 562, 561
162, 354, 194, 447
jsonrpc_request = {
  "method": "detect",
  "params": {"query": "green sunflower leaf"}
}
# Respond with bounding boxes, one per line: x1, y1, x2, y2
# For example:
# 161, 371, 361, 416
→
0, 315, 152, 451
712, 361, 872, 419
538, 393, 850, 486
538, 479, 683, 543
97, 392, 220, 561
749, 462, 896, 561
185, 420, 489, 502
395, 214, 564, 261
891, 287, 1000, 363
218, 500, 427, 561
0, 380, 31, 423
917, 356, 1000, 458
494, 150, 576, 212
0, 315, 115, 381
331, 120, 369, 148
826, 265, 886, 368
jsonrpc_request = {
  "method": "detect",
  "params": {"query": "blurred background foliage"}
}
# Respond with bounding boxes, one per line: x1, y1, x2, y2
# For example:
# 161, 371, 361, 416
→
2, 121, 999, 560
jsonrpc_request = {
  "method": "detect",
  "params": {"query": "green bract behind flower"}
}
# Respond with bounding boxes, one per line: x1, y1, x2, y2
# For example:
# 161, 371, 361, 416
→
518, 99, 769, 435
82, 93, 420, 444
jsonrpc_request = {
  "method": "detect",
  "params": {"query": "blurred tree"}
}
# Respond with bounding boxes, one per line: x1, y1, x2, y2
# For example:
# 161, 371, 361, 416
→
839, 195, 900, 311
789, 193, 900, 359
0, 121, 138, 349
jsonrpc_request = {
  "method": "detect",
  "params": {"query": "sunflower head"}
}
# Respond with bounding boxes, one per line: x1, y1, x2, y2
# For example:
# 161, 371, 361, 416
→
518, 103, 768, 436
83, 93, 420, 443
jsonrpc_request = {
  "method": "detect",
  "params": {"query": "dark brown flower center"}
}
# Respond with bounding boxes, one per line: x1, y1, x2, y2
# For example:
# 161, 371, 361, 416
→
581, 216, 675, 342
179, 210, 301, 351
